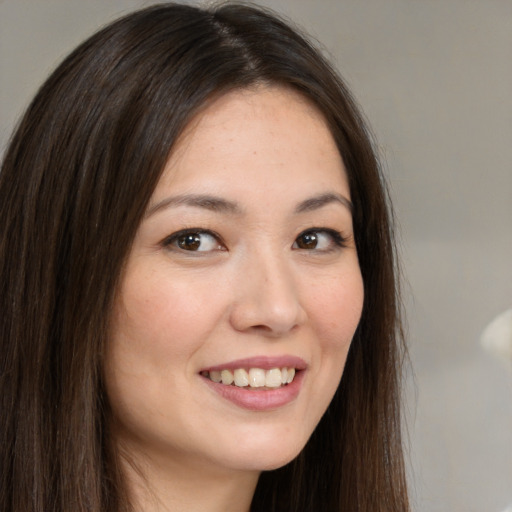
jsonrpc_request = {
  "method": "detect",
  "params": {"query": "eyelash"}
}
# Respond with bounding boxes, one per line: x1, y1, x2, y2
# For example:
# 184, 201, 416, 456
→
293, 227, 348, 252
161, 227, 348, 253
162, 228, 225, 253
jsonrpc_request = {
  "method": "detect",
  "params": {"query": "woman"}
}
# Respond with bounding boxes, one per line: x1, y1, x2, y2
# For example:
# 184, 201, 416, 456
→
0, 3, 409, 511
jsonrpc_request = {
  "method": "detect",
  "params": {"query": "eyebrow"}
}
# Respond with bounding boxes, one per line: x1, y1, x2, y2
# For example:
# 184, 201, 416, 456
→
145, 194, 243, 218
294, 192, 353, 214
145, 191, 352, 218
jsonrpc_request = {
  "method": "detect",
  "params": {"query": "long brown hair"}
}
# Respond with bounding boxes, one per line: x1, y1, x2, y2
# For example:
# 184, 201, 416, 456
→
0, 3, 409, 511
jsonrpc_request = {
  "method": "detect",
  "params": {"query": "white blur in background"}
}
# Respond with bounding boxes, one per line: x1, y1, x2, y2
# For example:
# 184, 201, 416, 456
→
1, 1, 511, 511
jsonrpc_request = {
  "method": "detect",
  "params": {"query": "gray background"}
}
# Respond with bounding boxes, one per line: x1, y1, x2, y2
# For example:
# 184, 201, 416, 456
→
1, 1, 511, 511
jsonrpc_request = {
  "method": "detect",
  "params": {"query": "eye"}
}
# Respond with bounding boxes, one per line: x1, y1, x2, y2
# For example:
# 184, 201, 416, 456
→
292, 228, 346, 251
163, 229, 225, 253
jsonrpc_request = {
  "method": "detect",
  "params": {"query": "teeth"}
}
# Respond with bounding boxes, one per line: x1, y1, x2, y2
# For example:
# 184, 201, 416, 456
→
204, 367, 297, 388
265, 368, 282, 388
233, 368, 249, 387
221, 369, 234, 385
249, 368, 265, 387
210, 370, 222, 383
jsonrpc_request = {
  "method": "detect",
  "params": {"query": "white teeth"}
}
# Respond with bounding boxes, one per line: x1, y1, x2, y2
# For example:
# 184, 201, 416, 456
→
221, 369, 234, 385
249, 368, 266, 387
205, 367, 297, 388
265, 368, 282, 388
233, 368, 249, 387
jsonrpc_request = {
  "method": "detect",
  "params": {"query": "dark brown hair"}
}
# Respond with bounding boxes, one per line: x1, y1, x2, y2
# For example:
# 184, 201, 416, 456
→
0, 3, 409, 511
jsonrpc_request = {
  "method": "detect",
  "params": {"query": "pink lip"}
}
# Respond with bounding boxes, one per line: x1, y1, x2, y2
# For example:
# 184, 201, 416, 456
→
201, 355, 307, 373
202, 370, 305, 411
200, 355, 307, 412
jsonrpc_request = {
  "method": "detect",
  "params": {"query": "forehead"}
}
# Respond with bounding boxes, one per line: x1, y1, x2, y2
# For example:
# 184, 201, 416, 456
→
154, 85, 349, 203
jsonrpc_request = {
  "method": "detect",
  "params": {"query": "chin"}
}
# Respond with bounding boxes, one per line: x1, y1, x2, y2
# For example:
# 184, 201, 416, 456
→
216, 429, 309, 473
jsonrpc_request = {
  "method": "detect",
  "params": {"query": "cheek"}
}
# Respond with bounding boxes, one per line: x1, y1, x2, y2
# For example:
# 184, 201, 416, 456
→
105, 268, 219, 435
113, 266, 219, 363
310, 269, 364, 344
307, 267, 364, 391
292, 269, 363, 443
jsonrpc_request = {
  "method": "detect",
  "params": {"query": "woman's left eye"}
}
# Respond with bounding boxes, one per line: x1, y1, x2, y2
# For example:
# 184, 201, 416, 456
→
292, 229, 345, 251
162, 230, 225, 253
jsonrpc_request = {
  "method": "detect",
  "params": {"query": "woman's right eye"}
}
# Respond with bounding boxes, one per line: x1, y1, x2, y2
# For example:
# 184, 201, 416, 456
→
162, 230, 225, 253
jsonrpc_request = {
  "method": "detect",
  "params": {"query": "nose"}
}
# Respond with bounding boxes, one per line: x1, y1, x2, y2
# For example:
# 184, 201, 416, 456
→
229, 250, 307, 336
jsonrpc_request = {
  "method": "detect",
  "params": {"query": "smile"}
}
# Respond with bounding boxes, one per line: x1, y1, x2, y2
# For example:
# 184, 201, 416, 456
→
201, 367, 296, 388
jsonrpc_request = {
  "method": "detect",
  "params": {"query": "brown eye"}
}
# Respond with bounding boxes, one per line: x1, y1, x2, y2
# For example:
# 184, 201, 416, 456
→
292, 229, 346, 252
177, 233, 201, 251
164, 230, 224, 253
295, 232, 318, 249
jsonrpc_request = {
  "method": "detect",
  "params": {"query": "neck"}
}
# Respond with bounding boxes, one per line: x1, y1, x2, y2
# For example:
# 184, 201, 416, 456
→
118, 445, 260, 512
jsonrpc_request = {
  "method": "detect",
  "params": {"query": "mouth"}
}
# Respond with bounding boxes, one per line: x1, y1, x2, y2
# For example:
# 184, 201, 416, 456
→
200, 356, 306, 410
200, 367, 297, 389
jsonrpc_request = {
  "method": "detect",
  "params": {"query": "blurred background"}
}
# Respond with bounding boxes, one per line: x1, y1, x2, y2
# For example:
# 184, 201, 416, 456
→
1, 1, 511, 510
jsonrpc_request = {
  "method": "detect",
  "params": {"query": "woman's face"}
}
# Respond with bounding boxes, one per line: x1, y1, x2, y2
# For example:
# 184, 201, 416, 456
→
106, 86, 364, 477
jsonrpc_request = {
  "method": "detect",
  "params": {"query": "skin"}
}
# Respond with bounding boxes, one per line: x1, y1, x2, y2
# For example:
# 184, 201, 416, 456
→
106, 86, 364, 512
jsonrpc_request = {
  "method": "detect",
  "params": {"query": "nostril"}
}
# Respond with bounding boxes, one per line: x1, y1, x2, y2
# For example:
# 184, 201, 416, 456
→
252, 324, 272, 331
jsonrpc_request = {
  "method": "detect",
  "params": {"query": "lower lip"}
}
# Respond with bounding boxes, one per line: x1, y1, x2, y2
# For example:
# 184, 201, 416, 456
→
201, 370, 304, 411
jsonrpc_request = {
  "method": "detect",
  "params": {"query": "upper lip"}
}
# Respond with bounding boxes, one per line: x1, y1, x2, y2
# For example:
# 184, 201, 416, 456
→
201, 355, 307, 373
